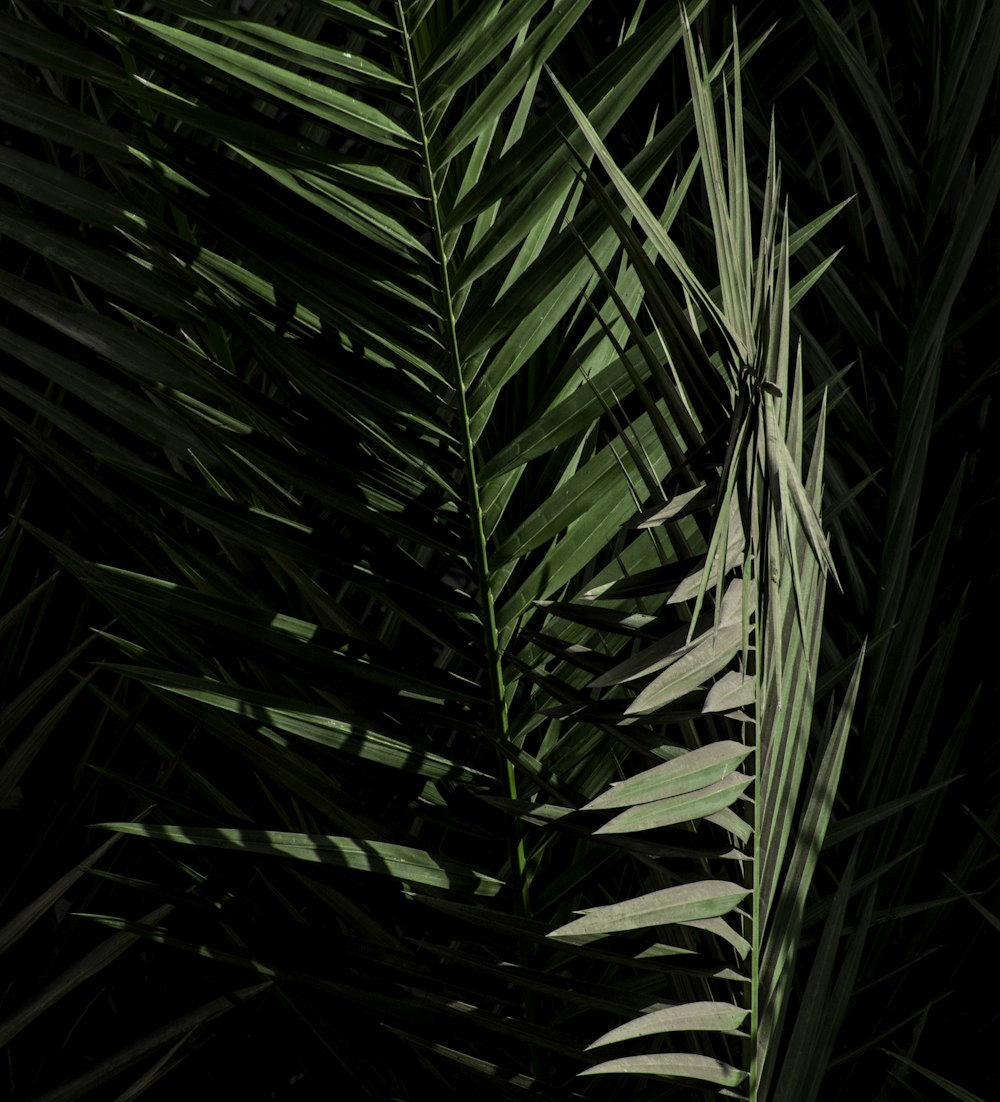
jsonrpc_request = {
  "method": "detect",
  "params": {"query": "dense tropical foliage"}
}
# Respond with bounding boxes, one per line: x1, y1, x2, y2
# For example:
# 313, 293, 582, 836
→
2, 1, 998, 1099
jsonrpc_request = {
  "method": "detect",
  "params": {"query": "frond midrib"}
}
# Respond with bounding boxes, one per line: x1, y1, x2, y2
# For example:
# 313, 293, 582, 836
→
394, 0, 527, 915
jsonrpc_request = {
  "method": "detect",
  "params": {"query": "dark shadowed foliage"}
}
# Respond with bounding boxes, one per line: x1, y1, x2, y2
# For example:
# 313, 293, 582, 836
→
1, 2, 998, 1100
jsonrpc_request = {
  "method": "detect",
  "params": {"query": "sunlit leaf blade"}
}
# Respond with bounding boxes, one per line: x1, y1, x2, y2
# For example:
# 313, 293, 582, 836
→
588, 1000, 748, 1048
119, 12, 417, 148
595, 773, 753, 835
118, 669, 487, 782
549, 880, 750, 939
580, 1051, 746, 1086
584, 741, 753, 810
95, 823, 503, 897
625, 613, 742, 714
703, 669, 755, 713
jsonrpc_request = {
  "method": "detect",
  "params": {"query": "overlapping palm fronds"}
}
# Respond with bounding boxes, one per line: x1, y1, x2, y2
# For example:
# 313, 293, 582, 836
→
525, 27, 865, 1100
1, 2, 997, 1100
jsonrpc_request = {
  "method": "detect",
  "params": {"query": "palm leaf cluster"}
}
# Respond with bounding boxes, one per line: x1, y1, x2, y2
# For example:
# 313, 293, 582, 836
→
1, 2, 998, 1100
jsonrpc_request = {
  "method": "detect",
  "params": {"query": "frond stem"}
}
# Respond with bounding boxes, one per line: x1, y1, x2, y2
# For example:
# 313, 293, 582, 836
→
396, 1, 528, 918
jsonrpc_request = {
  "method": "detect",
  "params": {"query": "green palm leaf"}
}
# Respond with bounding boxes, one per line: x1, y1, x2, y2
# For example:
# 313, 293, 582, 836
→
2, 2, 995, 1099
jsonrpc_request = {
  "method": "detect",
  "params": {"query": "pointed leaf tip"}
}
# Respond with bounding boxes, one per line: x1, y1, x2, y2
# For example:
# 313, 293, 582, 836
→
550, 879, 749, 938
581, 1051, 747, 1086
